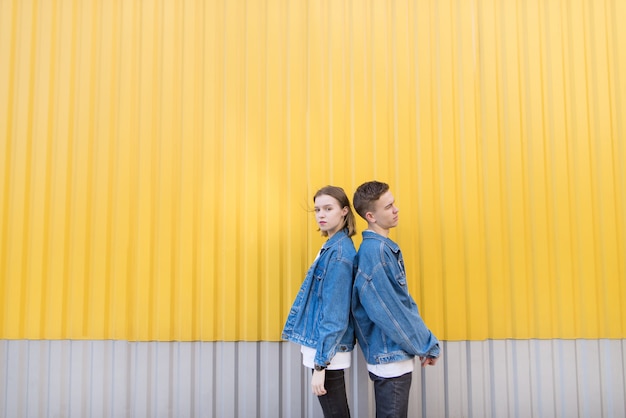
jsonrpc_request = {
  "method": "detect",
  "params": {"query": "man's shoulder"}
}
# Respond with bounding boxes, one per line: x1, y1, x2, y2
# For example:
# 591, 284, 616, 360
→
356, 237, 382, 255
359, 234, 399, 253
355, 240, 384, 272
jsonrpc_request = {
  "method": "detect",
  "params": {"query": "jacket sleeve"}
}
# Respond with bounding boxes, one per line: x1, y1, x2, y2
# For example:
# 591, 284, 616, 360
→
358, 256, 440, 358
314, 253, 354, 366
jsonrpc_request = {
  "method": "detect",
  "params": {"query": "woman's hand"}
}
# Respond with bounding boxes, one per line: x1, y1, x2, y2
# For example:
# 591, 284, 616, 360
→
311, 369, 327, 396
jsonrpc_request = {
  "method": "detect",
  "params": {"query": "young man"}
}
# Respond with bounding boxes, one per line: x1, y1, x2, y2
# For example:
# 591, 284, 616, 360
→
352, 181, 440, 418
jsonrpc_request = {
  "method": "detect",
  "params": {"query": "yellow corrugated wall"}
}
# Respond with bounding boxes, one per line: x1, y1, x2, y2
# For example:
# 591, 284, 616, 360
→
0, 0, 624, 342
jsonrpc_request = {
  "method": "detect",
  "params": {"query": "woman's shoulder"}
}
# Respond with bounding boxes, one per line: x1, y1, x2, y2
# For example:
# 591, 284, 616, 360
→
326, 236, 356, 261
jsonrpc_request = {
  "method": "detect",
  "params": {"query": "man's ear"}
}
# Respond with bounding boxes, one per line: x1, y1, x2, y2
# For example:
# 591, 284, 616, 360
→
365, 211, 376, 223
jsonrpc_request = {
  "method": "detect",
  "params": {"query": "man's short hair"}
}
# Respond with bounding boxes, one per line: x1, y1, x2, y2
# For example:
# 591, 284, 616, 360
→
353, 181, 389, 220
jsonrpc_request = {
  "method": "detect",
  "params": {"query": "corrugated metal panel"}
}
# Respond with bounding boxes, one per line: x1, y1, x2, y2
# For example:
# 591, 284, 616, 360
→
1, 339, 624, 417
0, 0, 624, 341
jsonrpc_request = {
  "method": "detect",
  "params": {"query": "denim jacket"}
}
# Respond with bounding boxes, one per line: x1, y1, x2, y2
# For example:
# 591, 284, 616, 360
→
282, 230, 356, 367
352, 230, 440, 365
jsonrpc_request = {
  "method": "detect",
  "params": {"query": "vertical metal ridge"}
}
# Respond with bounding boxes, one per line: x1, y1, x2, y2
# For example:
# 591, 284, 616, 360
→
173, 0, 185, 341
41, 0, 61, 339
544, 0, 562, 339
191, 0, 205, 342
555, 10, 573, 339
603, 0, 626, 338
123, 0, 139, 341
0, 0, 16, 338
20, 6, 36, 336
147, 0, 161, 340
590, 0, 622, 339
580, 0, 604, 340
565, 0, 588, 337
182, 0, 193, 337
60, 0, 78, 339
530, 0, 557, 339
283, 0, 292, 344
517, 0, 534, 339
609, 0, 626, 336
457, 0, 470, 339
84, 0, 101, 338
0, 1, 19, 280
205, 0, 219, 341
257, 0, 268, 340
102, 0, 119, 339
215, 0, 226, 340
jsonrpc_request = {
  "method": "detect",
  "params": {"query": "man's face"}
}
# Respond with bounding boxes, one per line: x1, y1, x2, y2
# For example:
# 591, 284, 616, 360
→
368, 191, 399, 230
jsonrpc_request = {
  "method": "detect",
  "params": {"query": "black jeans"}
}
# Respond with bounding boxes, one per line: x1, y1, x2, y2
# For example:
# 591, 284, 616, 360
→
369, 371, 412, 418
315, 369, 351, 418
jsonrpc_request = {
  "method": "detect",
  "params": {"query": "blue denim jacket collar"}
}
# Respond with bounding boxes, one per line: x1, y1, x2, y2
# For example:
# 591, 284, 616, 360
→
320, 228, 351, 253
361, 229, 400, 252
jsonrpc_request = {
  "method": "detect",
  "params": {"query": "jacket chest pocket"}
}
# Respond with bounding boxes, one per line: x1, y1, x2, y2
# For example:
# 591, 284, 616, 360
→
314, 267, 326, 296
395, 272, 407, 287
394, 256, 407, 286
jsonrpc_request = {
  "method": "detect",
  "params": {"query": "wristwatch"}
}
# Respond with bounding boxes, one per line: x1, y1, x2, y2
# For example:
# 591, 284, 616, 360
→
314, 364, 327, 371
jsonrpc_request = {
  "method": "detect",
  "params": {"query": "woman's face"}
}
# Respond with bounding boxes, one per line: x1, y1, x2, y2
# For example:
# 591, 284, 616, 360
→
314, 194, 348, 238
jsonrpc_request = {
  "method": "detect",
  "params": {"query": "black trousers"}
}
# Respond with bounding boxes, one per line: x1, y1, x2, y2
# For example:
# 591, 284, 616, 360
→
369, 371, 412, 418
314, 369, 351, 418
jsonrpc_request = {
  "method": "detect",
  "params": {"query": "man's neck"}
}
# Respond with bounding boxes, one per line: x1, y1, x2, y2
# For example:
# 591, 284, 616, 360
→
366, 224, 389, 238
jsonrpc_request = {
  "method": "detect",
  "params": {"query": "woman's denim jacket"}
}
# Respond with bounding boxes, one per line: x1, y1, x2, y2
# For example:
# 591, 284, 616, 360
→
282, 230, 356, 367
352, 230, 440, 365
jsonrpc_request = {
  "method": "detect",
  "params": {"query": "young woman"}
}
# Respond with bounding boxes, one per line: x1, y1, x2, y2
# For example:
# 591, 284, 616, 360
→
282, 185, 357, 418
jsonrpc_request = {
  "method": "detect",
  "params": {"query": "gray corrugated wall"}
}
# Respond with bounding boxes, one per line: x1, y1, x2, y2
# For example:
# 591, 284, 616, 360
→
1, 340, 625, 417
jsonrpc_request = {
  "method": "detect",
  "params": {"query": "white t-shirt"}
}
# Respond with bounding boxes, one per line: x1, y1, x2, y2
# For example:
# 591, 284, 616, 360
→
300, 345, 351, 370
367, 358, 414, 378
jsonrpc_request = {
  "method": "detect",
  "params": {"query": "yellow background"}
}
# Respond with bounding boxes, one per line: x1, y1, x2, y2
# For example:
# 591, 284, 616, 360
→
0, 0, 624, 341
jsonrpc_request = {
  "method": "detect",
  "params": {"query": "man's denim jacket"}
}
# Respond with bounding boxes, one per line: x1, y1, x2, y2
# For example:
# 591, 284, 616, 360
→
282, 230, 356, 367
352, 230, 440, 365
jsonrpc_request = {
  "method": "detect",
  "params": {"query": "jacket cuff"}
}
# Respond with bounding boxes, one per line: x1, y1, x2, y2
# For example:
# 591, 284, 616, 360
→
427, 343, 440, 358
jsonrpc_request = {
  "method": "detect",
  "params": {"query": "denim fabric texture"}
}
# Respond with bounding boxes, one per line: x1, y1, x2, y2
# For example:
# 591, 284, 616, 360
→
352, 230, 440, 365
369, 371, 412, 418
316, 369, 351, 418
282, 230, 356, 366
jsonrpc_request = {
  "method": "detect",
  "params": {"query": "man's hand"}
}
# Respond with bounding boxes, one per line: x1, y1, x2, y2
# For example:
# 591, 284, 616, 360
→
420, 356, 439, 367
311, 369, 327, 396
